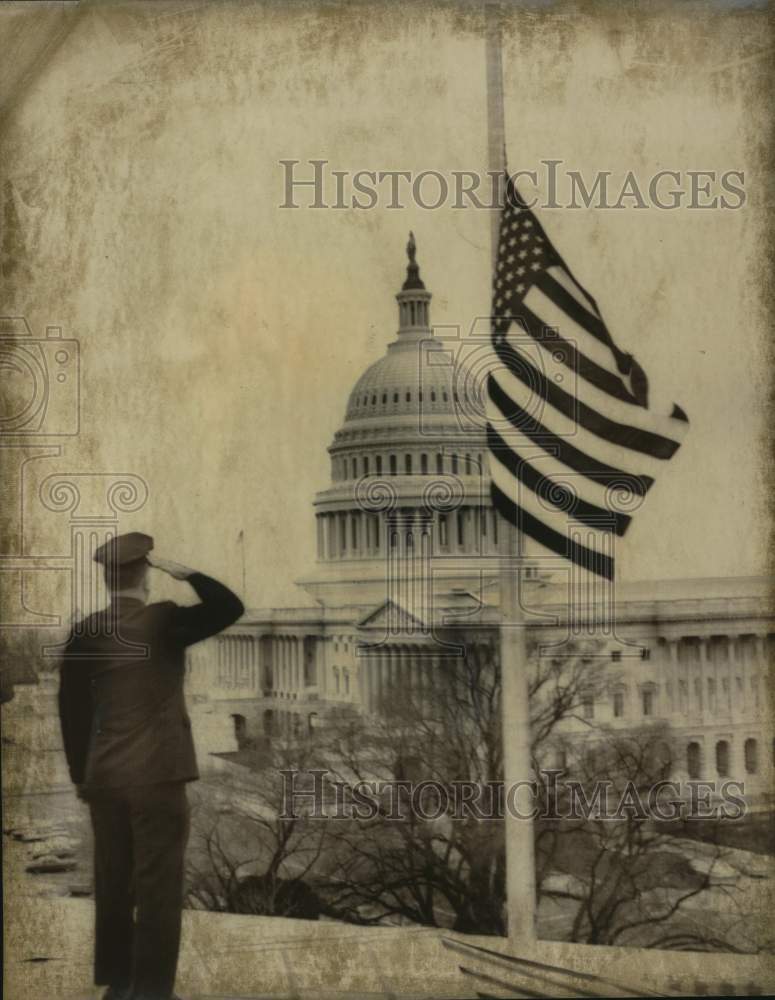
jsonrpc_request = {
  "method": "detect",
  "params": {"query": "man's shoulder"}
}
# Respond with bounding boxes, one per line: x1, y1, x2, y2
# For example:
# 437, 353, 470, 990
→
147, 599, 179, 613
143, 599, 180, 625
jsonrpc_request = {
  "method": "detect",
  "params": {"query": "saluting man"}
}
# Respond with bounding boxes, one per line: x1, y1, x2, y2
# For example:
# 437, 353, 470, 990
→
58, 532, 244, 1000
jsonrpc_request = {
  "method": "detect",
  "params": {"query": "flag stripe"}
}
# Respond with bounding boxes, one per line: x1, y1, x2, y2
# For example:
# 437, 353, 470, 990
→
490, 445, 627, 553
545, 265, 598, 316
525, 280, 626, 381
490, 363, 676, 481
491, 479, 615, 581
498, 312, 687, 443
487, 174, 687, 580
537, 271, 628, 368
487, 374, 655, 494
493, 333, 683, 459
514, 298, 640, 405
487, 423, 630, 536
485, 393, 651, 510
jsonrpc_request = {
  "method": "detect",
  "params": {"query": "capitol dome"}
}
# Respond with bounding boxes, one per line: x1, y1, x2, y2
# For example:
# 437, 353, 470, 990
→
334, 232, 486, 451
301, 233, 498, 606
344, 339, 471, 425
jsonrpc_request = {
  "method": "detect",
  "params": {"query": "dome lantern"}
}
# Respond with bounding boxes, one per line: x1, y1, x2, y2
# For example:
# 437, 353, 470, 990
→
396, 231, 432, 335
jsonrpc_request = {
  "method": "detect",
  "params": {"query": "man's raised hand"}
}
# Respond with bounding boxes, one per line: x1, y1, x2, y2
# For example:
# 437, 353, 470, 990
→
147, 554, 195, 581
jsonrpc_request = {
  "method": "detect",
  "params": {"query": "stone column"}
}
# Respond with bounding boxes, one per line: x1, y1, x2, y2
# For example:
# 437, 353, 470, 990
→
386, 649, 395, 704
753, 635, 764, 713
361, 656, 373, 713
406, 647, 417, 697
251, 637, 258, 692
664, 640, 676, 715
286, 637, 291, 694
698, 638, 708, 721
735, 636, 747, 712
377, 651, 388, 711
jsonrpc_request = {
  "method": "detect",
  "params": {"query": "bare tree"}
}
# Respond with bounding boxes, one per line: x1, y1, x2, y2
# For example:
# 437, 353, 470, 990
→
537, 724, 759, 951
186, 729, 333, 919
312, 634, 607, 934
186, 636, 761, 951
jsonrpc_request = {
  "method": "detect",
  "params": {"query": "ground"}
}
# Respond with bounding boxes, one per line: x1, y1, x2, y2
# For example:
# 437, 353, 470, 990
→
3, 683, 774, 996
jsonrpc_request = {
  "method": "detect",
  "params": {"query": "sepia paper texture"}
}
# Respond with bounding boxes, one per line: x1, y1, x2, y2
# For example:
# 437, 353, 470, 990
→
2, 1, 774, 997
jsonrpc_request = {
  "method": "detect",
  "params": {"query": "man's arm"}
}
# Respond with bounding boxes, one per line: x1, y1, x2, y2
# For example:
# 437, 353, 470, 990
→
149, 556, 244, 647
57, 637, 93, 787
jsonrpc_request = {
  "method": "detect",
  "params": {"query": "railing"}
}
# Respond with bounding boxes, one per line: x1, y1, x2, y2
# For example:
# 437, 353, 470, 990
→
441, 937, 769, 998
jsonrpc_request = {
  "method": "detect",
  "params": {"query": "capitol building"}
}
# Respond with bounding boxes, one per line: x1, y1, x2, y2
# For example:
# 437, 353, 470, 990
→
187, 238, 773, 800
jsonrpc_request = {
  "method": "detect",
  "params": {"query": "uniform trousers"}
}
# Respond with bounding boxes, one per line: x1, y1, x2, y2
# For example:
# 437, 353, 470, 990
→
88, 781, 190, 1000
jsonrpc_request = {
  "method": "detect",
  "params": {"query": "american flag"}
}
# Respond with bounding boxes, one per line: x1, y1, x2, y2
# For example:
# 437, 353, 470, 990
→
486, 176, 689, 580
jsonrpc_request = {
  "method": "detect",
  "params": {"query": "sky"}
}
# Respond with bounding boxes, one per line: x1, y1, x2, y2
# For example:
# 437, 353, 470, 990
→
1, 0, 771, 621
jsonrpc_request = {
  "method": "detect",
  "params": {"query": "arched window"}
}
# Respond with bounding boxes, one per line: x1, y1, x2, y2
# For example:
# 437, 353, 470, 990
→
376, 455, 383, 475
333, 667, 340, 695
613, 690, 625, 718
744, 738, 758, 774
687, 741, 701, 779
351, 457, 357, 479
389, 454, 397, 476
653, 740, 672, 780
641, 686, 655, 717
431, 390, 436, 402
405, 454, 412, 475
406, 391, 411, 402
363, 456, 369, 476
421, 453, 428, 475
232, 714, 247, 749
716, 740, 730, 777
465, 453, 472, 475
436, 453, 444, 474
393, 392, 399, 403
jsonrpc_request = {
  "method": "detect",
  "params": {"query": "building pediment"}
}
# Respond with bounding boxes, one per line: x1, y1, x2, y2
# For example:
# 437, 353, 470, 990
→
356, 598, 429, 633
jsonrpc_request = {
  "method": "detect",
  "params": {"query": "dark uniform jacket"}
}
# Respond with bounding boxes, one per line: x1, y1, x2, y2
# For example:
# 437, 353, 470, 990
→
58, 573, 244, 790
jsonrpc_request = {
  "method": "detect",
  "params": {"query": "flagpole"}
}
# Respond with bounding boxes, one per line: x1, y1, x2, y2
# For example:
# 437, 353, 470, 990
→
240, 530, 246, 598
485, 0, 537, 946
